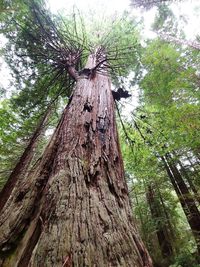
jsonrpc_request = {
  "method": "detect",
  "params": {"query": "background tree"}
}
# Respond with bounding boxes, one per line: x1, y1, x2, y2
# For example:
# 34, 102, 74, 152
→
118, 15, 200, 264
130, 0, 184, 9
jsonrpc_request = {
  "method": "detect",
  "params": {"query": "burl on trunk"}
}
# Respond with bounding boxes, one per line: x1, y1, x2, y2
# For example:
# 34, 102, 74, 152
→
0, 52, 152, 267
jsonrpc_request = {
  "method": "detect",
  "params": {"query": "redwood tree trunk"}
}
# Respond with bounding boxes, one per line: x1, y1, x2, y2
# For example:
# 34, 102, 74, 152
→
177, 159, 200, 205
161, 155, 200, 257
0, 52, 152, 267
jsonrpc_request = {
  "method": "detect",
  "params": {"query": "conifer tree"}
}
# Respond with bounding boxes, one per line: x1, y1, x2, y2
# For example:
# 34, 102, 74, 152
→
0, 1, 152, 266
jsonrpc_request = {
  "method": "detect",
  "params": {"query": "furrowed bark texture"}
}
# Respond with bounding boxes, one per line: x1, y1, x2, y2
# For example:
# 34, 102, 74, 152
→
0, 53, 152, 267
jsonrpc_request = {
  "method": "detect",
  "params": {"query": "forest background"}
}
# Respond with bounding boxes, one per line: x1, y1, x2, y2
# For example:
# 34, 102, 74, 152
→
0, 0, 200, 266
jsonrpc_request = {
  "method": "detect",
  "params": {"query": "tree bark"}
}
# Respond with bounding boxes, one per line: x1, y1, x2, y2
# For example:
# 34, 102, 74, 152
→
0, 51, 152, 267
177, 159, 200, 205
161, 155, 200, 257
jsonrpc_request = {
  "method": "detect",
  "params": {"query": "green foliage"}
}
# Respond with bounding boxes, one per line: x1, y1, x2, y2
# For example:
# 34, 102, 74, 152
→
0, 98, 59, 189
118, 6, 200, 264
170, 251, 200, 267
141, 40, 198, 105
0, 0, 200, 265
1, 1, 141, 115
0, 99, 27, 187
139, 39, 200, 154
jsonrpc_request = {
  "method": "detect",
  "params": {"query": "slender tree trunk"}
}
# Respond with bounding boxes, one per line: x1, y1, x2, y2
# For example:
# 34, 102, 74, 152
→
161, 155, 200, 257
0, 107, 51, 212
146, 184, 173, 260
186, 153, 200, 184
159, 33, 200, 50
192, 149, 200, 164
177, 160, 200, 205
156, 186, 176, 243
0, 51, 152, 267
132, 188, 148, 246
171, 151, 200, 204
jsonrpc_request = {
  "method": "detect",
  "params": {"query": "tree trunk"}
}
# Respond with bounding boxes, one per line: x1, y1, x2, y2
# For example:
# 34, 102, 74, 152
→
171, 151, 200, 204
186, 152, 200, 187
177, 159, 200, 205
132, 188, 146, 240
159, 33, 200, 50
0, 107, 51, 212
161, 155, 200, 257
146, 184, 173, 260
156, 186, 176, 245
0, 51, 152, 267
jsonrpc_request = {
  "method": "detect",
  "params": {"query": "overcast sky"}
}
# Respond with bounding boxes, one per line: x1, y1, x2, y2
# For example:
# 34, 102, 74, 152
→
47, 0, 200, 116
47, 0, 200, 39
0, 0, 199, 99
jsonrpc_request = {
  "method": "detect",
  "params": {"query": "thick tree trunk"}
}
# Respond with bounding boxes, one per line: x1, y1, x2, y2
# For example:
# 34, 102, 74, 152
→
161, 155, 200, 257
0, 107, 51, 212
146, 184, 173, 260
0, 52, 152, 267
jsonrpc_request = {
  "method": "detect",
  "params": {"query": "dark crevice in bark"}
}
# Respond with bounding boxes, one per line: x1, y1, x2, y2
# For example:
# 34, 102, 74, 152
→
83, 102, 93, 112
17, 219, 42, 267
15, 189, 29, 202
0, 218, 29, 256
78, 68, 96, 80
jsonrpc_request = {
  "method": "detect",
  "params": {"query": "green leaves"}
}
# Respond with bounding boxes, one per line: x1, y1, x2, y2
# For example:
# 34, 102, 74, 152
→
1, 1, 142, 117
117, 6, 200, 263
